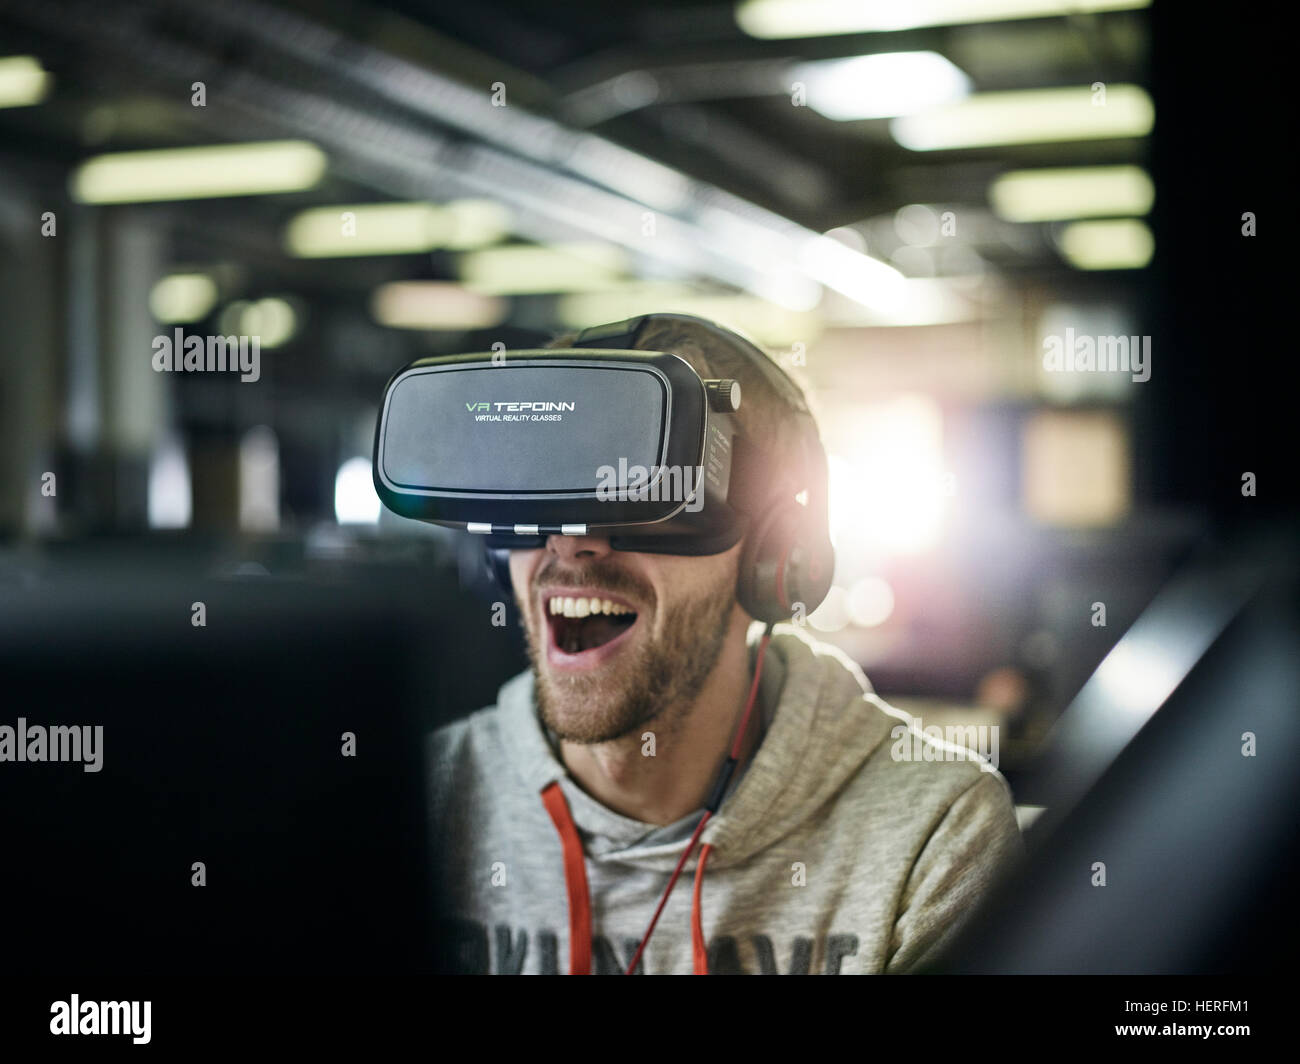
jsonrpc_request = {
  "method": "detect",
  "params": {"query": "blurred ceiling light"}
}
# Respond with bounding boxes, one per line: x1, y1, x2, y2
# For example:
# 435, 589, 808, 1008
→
737, 0, 1150, 38
792, 52, 971, 121
147, 435, 191, 530
891, 85, 1154, 150
239, 426, 280, 533
809, 585, 851, 632
223, 297, 298, 347
335, 456, 380, 525
218, 301, 248, 337
148, 273, 218, 323
1058, 218, 1154, 269
894, 203, 942, 247
458, 243, 627, 295
568, 135, 693, 212
823, 277, 976, 326
71, 140, 327, 204
890, 245, 936, 277
799, 234, 905, 314
823, 225, 867, 254
371, 282, 506, 330
696, 206, 825, 310
991, 165, 1154, 222
285, 200, 510, 258
557, 285, 822, 346
848, 577, 896, 627
0, 55, 51, 108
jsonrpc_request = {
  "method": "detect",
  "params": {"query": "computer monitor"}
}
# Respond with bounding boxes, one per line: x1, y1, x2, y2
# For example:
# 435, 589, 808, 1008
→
0, 552, 453, 974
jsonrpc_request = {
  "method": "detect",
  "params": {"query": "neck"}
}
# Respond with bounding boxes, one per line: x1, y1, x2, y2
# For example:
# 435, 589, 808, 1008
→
558, 606, 760, 826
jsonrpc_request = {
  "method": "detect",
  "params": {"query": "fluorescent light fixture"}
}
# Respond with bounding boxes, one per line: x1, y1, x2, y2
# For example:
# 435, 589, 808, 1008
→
458, 243, 627, 295
221, 297, 298, 347
240, 298, 297, 347
149, 273, 218, 323
71, 141, 326, 204
0, 55, 51, 108
892, 85, 1154, 150
1058, 218, 1154, 269
737, 0, 1150, 38
442, 200, 513, 249
824, 277, 978, 326
792, 52, 971, 120
285, 200, 510, 258
991, 165, 1154, 221
371, 282, 506, 330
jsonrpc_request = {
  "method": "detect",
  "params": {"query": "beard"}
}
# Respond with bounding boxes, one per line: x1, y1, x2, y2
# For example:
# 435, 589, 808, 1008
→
520, 555, 737, 745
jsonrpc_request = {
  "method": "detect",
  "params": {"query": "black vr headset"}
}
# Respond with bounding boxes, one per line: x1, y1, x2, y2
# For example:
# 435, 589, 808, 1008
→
372, 313, 834, 623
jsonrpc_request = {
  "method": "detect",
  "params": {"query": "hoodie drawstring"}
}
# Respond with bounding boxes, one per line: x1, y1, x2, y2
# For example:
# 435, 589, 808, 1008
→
691, 844, 714, 973
540, 780, 714, 975
538, 624, 773, 976
541, 781, 592, 974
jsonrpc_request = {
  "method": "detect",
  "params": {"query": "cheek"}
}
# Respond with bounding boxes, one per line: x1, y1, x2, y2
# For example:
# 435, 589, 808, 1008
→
651, 551, 740, 619
507, 551, 541, 606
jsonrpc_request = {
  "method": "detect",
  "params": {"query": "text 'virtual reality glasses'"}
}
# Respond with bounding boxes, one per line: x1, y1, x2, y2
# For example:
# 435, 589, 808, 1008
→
372, 330, 790, 556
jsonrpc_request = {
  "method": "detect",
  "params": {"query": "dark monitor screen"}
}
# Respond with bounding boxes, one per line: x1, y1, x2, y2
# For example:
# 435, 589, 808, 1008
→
0, 559, 454, 975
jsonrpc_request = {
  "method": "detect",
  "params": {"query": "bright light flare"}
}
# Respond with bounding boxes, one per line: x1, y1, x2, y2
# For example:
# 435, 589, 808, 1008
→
826, 394, 948, 557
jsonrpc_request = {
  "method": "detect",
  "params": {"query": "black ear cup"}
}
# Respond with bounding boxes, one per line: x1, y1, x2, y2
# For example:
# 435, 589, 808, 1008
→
737, 505, 835, 624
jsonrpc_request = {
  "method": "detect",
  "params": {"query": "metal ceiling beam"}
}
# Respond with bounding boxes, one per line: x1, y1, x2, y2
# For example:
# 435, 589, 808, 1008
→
0, 0, 910, 314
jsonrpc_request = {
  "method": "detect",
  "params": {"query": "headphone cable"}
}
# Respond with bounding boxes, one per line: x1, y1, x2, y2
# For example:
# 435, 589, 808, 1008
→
623, 621, 775, 975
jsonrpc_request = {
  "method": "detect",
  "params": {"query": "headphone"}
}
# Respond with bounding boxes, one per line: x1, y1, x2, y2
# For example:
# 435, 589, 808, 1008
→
485, 313, 834, 625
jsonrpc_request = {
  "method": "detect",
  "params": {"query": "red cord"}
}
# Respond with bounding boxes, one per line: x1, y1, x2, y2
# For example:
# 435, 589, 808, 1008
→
623, 810, 712, 975
623, 625, 774, 975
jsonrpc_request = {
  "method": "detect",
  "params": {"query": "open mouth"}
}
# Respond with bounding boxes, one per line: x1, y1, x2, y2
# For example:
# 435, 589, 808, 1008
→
545, 594, 638, 656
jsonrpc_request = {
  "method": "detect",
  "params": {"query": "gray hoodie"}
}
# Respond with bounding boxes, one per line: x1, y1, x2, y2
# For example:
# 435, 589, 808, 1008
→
427, 623, 1024, 974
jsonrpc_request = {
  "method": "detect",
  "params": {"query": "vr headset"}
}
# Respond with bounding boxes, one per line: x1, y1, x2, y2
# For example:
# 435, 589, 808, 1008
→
372, 313, 834, 622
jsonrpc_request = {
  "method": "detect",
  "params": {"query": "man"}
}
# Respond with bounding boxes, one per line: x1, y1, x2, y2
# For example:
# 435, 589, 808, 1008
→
428, 316, 1024, 975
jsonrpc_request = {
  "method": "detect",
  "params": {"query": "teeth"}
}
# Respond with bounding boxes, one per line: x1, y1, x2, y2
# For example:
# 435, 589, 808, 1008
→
548, 595, 633, 617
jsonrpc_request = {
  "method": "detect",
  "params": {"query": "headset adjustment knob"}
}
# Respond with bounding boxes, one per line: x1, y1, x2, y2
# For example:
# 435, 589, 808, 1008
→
705, 379, 741, 412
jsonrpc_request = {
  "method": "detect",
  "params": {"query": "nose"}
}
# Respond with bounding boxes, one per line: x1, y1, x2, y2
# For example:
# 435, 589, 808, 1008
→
546, 533, 613, 562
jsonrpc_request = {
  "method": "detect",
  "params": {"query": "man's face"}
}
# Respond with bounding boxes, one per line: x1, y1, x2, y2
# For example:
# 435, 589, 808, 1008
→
509, 535, 743, 745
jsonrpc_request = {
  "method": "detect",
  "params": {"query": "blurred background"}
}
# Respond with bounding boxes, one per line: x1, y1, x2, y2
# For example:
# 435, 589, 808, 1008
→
0, 2, 1288, 845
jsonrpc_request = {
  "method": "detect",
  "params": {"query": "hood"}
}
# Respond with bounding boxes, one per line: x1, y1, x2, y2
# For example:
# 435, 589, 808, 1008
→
496, 622, 904, 873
